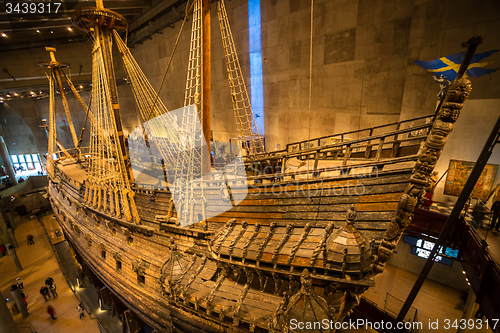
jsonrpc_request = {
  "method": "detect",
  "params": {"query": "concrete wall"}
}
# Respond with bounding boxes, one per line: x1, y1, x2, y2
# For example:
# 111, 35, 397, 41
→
0, 0, 499, 166
0, 103, 38, 155
433, 99, 500, 204
388, 238, 469, 291
125, 0, 500, 151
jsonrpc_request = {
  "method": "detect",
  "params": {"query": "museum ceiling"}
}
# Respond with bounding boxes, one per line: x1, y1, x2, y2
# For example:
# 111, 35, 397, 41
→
0, 0, 188, 52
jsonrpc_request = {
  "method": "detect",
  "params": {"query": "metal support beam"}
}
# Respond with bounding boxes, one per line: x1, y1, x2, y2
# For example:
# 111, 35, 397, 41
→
0, 291, 19, 333
0, 136, 17, 186
7, 245, 23, 272
10, 285, 28, 318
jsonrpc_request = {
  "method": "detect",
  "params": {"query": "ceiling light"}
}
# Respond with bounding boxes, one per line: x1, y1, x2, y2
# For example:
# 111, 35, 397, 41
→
6, 94, 10, 98
79, 85, 83, 89
1, 33, 6, 38
36, 30, 40, 33
14, 93, 18, 96
68, 27, 72, 31
50, 30, 53, 34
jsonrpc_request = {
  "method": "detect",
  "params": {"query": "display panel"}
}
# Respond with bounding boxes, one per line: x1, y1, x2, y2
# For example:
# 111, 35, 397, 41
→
403, 234, 458, 259
410, 246, 454, 266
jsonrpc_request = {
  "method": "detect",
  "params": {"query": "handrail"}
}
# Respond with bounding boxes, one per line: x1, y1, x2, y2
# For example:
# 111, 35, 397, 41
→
243, 123, 430, 180
245, 122, 431, 164
246, 114, 433, 160
52, 146, 91, 161
285, 114, 433, 153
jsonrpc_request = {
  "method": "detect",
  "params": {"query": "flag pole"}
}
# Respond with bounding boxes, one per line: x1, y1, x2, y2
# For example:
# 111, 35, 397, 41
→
433, 36, 483, 115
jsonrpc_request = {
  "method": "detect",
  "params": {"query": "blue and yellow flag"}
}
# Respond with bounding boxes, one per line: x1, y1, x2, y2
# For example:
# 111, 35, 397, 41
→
414, 50, 499, 81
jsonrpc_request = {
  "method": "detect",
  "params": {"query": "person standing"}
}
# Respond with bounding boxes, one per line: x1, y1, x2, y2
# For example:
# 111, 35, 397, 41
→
15, 277, 23, 290
40, 286, 50, 301
45, 277, 54, 288
491, 200, 500, 231
77, 304, 85, 319
47, 305, 56, 319
27, 235, 34, 245
20, 291, 28, 307
49, 283, 58, 298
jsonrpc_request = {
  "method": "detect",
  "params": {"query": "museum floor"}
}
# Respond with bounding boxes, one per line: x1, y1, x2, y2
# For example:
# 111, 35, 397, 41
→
0, 213, 496, 333
0, 214, 121, 333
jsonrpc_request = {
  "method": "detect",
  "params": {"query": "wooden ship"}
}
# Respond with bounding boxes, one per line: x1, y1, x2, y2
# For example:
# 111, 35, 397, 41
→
44, 0, 475, 332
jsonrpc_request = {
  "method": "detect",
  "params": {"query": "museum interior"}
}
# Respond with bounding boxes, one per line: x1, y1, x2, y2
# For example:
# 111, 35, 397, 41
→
0, 0, 499, 332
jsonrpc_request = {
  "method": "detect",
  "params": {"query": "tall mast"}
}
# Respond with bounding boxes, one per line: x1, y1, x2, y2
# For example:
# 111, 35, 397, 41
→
43, 48, 80, 152
71, 0, 130, 178
202, 0, 211, 173
94, 1, 129, 178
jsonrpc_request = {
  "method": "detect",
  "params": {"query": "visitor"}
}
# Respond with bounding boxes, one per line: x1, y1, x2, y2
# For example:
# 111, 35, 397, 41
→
77, 304, 85, 319
489, 199, 500, 231
15, 277, 23, 290
47, 305, 57, 319
40, 286, 50, 301
49, 283, 57, 298
20, 291, 28, 307
45, 277, 54, 287
472, 201, 488, 229
27, 235, 34, 245
422, 190, 433, 209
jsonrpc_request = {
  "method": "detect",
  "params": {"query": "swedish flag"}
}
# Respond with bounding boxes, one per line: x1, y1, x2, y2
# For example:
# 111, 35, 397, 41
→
414, 50, 499, 81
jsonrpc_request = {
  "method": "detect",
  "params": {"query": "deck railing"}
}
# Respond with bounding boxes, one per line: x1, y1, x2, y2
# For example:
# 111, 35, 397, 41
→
244, 114, 433, 180
51, 114, 434, 186
51, 146, 91, 161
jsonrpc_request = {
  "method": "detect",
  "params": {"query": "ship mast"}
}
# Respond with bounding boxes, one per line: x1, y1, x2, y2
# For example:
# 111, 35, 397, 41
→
202, 0, 211, 173
94, 0, 130, 180
71, 0, 131, 180
71, 2, 140, 223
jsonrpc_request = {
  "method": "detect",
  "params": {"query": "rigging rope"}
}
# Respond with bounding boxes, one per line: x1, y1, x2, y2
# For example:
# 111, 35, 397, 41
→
149, 0, 195, 117
86, 26, 139, 223
217, 0, 264, 155
172, 0, 206, 227
114, 30, 182, 168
